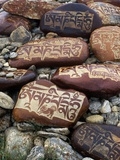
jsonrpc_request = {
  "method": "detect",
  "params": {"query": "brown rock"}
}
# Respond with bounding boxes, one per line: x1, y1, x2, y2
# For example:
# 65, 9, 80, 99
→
71, 123, 120, 160
40, 3, 102, 38
0, 69, 36, 91
9, 37, 89, 69
0, 11, 31, 35
0, 0, 8, 8
88, 2, 120, 26
77, 0, 120, 7
12, 79, 89, 127
2, 0, 61, 20
90, 26, 120, 62
51, 64, 120, 98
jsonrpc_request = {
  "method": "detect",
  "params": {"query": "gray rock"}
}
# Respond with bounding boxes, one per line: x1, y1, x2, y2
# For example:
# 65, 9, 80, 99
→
10, 26, 32, 44
0, 114, 11, 132
1, 48, 9, 55
5, 127, 34, 160
26, 146, 45, 160
0, 92, 14, 109
109, 96, 120, 106
89, 100, 101, 114
36, 131, 68, 141
45, 127, 70, 135
106, 112, 119, 125
16, 122, 36, 131
44, 137, 83, 160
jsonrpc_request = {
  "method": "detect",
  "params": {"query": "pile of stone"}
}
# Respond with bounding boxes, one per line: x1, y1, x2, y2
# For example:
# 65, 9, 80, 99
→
0, 0, 120, 160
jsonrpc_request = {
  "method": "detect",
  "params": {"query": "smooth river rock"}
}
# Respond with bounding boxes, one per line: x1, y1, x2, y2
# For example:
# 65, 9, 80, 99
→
90, 26, 120, 62
9, 37, 89, 68
88, 2, 120, 26
2, 0, 61, 19
0, 11, 31, 35
13, 79, 89, 128
71, 123, 120, 160
40, 3, 102, 38
51, 64, 120, 98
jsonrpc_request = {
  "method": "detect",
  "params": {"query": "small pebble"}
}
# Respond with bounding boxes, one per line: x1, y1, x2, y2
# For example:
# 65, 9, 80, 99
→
86, 115, 104, 124
10, 52, 18, 59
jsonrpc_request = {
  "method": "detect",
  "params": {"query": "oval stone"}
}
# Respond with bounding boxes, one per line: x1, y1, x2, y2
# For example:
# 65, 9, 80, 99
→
0, 11, 31, 35
77, 0, 120, 7
40, 3, 102, 38
2, 0, 61, 20
12, 79, 89, 128
88, 2, 120, 26
51, 64, 120, 98
9, 37, 89, 69
71, 123, 120, 160
90, 26, 120, 62
0, 69, 36, 91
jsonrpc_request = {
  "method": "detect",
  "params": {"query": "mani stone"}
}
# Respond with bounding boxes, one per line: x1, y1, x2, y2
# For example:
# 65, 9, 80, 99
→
90, 26, 120, 62
0, 11, 31, 35
88, 2, 120, 26
77, 0, 120, 7
40, 3, 102, 38
51, 64, 120, 98
9, 37, 89, 69
0, 69, 36, 91
2, 0, 61, 20
0, 0, 8, 8
12, 79, 89, 128
71, 123, 120, 160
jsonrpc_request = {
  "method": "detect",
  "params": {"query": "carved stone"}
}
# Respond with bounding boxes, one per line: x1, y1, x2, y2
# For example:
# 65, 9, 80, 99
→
0, 11, 31, 35
77, 0, 120, 7
0, 0, 8, 8
0, 69, 36, 91
40, 3, 102, 38
90, 26, 120, 62
9, 37, 89, 68
2, 0, 61, 19
71, 123, 120, 160
51, 64, 120, 98
88, 2, 120, 26
13, 79, 89, 127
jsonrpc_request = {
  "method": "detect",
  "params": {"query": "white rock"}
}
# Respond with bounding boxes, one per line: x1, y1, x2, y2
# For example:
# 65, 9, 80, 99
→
82, 158, 94, 160
0, 92, 14, 109
100, 100, 111, 113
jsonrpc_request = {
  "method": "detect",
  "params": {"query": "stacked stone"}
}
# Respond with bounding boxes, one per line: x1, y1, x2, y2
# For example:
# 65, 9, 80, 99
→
0, 0, 120, 160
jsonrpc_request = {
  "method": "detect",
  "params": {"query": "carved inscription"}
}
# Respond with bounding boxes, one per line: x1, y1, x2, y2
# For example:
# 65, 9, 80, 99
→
15, 81, 85, 122
44, 11, 94, 32
91, 31, 120, 59
17, 38, 83, 61
89, 3, 120, 24
76, 125, 120, 160
58, 64, 120, 81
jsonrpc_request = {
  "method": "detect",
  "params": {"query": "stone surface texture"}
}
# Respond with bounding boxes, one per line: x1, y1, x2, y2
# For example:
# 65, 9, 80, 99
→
3, 0, 61, 19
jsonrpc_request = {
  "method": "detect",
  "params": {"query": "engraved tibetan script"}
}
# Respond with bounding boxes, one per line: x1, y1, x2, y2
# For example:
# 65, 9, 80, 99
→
76, 125, 120, 160
16, 81, 85, 122
44, 11, 94, 32
17, 38, 83, 61
58, 64, 120, 82
91, 31, 120, 59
